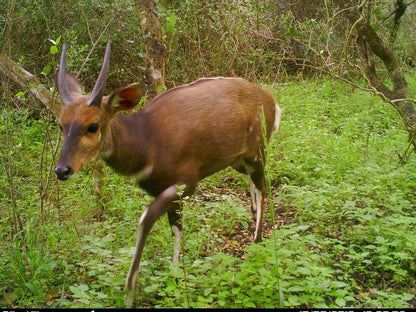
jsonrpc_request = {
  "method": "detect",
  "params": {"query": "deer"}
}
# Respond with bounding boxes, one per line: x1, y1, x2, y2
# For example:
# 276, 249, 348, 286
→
54, 41, 281, 307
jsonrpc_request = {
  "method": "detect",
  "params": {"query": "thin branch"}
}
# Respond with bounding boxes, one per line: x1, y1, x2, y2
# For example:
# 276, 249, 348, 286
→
77, 9, 121, 77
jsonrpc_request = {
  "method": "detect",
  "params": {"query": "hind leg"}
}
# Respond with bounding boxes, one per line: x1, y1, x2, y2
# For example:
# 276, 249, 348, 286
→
168, 207, 182, 263
244, 159, 266, 243
167, 182, 196, 263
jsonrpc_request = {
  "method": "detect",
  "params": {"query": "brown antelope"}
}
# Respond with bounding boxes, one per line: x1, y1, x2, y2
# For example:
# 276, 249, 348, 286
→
55, 41, 281, 307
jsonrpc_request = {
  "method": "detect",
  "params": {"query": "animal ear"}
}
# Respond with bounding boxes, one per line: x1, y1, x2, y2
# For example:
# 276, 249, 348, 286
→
63, 72, 83, 95
106, 84, 143, 113
55, 71, 83, 105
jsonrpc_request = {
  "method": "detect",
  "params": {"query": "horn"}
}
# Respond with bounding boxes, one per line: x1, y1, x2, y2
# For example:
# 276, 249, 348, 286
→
88, 40, 111, 108
56, 43, 73, 106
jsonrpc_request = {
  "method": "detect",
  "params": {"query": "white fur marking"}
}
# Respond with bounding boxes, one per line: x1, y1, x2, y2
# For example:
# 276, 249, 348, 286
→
254, 186, 264, 241
248, 176, 257, 213
139, 209, 148, 225
135, 163, 154, 182
254, 188, 263, 213
273, 102, 282, 134
172, 225, 181, 263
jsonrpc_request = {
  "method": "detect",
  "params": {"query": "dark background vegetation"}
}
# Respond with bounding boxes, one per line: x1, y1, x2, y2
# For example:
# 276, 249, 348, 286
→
1, 0, 416, 308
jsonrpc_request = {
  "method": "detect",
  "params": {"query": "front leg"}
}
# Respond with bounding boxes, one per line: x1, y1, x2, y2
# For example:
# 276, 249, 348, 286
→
125, 185, 181, 308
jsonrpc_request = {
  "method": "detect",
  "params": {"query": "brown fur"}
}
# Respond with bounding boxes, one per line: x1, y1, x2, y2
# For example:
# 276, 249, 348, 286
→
56, 66, 280, 307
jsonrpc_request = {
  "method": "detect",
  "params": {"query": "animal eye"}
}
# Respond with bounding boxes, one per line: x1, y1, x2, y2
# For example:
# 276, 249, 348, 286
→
87, 123, 99, 134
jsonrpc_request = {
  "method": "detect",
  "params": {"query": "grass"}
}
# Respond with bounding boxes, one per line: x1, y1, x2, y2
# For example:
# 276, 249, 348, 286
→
1, 77, 415, 308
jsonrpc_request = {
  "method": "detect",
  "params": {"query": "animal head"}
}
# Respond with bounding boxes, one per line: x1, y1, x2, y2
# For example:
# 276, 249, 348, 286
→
55, 41, 142, 180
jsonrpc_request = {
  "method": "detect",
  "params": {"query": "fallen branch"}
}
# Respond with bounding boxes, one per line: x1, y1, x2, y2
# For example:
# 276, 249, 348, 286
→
0, 54, 60, 117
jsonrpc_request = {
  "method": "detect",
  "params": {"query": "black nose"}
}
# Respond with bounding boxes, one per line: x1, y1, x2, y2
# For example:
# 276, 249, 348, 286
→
55, 165, 73, 181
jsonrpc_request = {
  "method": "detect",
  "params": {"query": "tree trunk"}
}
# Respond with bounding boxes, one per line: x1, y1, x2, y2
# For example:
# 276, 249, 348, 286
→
334, 0, 416, 150
135, 0, 167, 96
390, 0, 407, 44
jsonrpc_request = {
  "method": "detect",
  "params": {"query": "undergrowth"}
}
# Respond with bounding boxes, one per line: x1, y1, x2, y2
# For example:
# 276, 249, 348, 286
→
1, 77, 415, 308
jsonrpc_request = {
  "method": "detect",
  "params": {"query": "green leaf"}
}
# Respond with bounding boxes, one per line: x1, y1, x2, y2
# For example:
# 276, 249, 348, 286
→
287, 295, 301, 306
296, 224, 310, 231
166, 13, 177, 34
245, 302, 256, 308
335, 297, 346, 307
43, 64, 52, 74
69, 284, 90, 299
287, 285, 305, 292
143, 283, 159, 293
204, 287, 213, 296
374, 8, 381, 16
15, 91, 26, 99
50, 45, 58, 55
96, 291, 108, 299
370, 24, 380, 32
331, 280, 348, 288
296, 266, 312, 275
403, 293, 414, 301
375, 236, 387, 243
49, 232, 56, 248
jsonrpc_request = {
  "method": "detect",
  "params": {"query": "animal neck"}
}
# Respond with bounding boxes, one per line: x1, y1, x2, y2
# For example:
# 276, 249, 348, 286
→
99, 112, 149, 176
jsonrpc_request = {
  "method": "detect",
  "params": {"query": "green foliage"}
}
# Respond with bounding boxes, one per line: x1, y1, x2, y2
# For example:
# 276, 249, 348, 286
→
3, 0, 416, 93
0, 0, 142, 90
269, 79, 416, 308
2, 0, 416, 308
1, 77, 416, 308
42, 37, 60, 76
158, 0, 283, 83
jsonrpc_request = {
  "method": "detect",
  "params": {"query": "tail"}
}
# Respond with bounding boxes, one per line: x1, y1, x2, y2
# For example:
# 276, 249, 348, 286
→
272, 102, 282, 134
